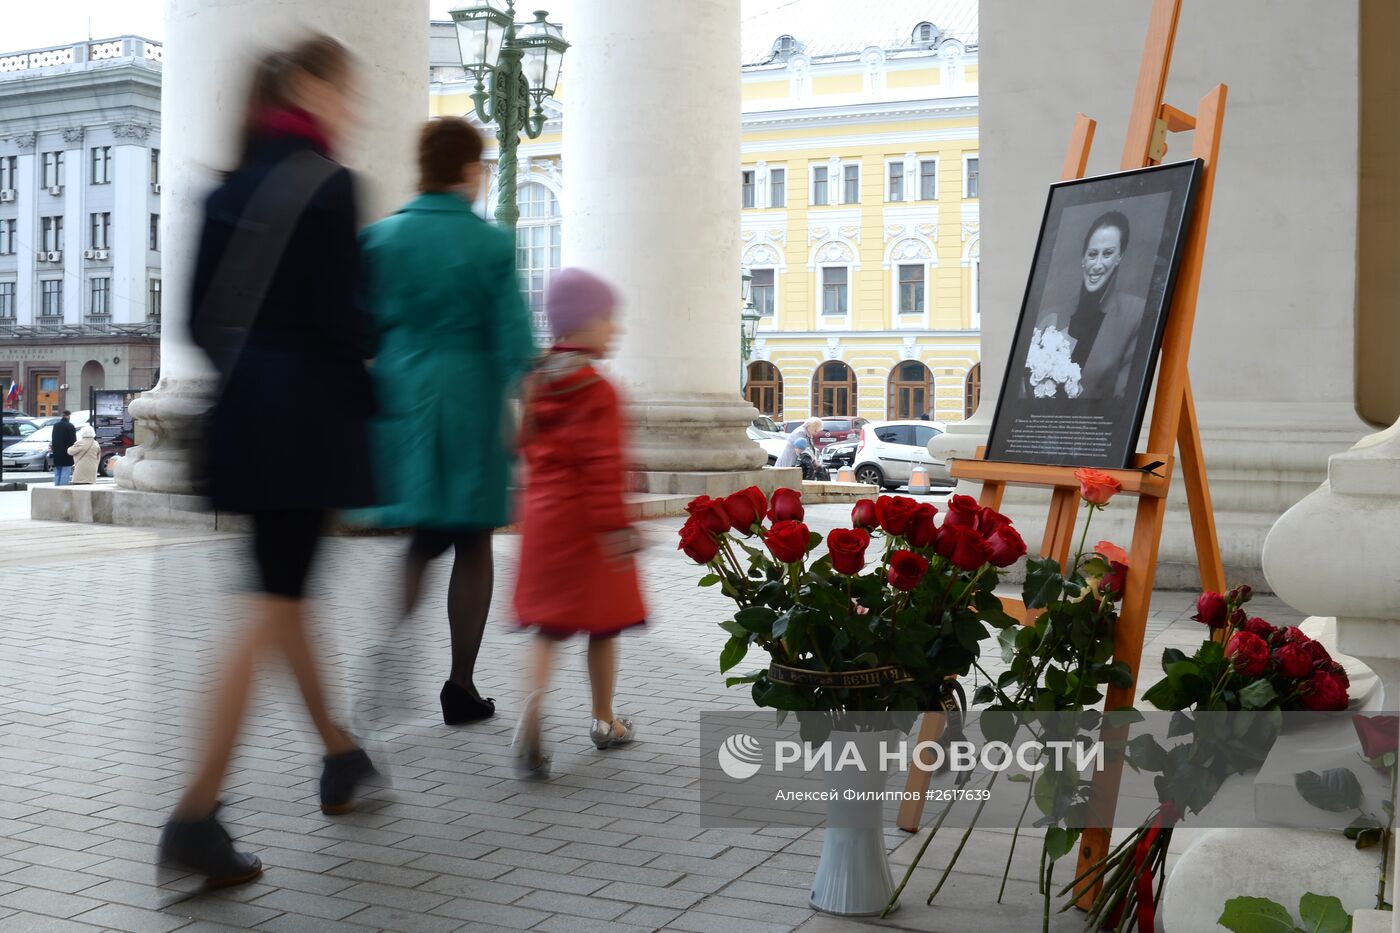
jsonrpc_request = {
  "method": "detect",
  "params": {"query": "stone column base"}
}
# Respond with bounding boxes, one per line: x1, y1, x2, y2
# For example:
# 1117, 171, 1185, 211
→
117, 374, 218, 495
628, 467, 800, 498
626, 394, 769, 473
31, 484, 249, 531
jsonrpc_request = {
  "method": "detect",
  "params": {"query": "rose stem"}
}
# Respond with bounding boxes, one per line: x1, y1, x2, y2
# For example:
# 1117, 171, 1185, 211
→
883, 794, 958, 917
998, 773, 1038, 902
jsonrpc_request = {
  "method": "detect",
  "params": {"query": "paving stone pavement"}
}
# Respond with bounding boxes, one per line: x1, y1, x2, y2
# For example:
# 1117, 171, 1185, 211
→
0, 502, 1304, 932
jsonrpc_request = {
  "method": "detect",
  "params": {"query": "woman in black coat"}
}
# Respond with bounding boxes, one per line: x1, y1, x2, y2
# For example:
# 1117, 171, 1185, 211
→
159, 36, 376, 887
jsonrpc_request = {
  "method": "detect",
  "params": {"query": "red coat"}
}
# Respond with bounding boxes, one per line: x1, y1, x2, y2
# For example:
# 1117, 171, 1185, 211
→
512, 351, 646, 637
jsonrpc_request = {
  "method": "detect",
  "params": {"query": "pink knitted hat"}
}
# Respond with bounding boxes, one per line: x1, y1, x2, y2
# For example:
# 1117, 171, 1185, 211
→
545, 268, 618, 341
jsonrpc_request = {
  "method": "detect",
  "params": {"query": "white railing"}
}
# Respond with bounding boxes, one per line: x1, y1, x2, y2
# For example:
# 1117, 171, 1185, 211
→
89, 41, 123, 61
0, 38, 163, 75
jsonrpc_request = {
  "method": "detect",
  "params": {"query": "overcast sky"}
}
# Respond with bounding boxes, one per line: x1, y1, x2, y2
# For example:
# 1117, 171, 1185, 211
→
5, 0, 789, 53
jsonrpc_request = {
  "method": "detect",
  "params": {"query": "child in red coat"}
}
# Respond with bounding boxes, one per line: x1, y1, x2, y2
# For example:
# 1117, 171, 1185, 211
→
512, 268, 646, 777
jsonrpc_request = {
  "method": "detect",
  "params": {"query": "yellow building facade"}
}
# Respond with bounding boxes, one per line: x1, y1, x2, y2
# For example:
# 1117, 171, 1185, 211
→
428, 1, 981, 423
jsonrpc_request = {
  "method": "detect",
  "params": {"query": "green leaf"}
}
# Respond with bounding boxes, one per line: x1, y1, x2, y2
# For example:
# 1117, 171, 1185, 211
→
954, 615, 988, 651
725, 672, 762, 687
1168, 711, 1195, 738
1126, 733, 1168, 773
735, 606, 778, 634
1295, 769, 1364, 813
1042, 827, 1078, 862
1162, 647, 1188, 667
1141, 678, 1180, 711
698, 573, 721, 587
1297, 892, 1351, 933
717, 620, 746, 637
1217, 896, 1298, 933
808, 531, 823, 552
1103, 661, 1135, 689
1239, 679, 1278, 711
719, 636, 749, 673
1023, 557, 1064, 609
973, 684, 995, 705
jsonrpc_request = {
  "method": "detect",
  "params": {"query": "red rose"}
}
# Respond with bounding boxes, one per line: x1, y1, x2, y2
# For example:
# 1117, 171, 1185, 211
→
1241, 617, 1276, 642
1328, 661, 1350, 690
1101, 561, 1129, 600
768, 488, 805, 523
765, 520, 811, 564
1273, 643, 1313, 679
1094, 541, 1129, 567
978, 506, 1012, 534
1279, 626, 1313, 647
1225, 630, 1270, 679
985, 524, 1028, 568
827, 528, 871, 575
1352, 714, 1400, 761
888, 549, 931, 591
851, 498, 878, 530
1229, 584, 1254, 605
934, 524, 992, 572
1074, 467, 1122, 506
1193, 592, 1228, 628
685, 495, 731, 535
905, 503, 940, 548
677, 522, 719, 564
943, 494, 982, 528
1228, 608, 1248, 631
876, 496, 920, 536
1301, 671, 1349, 712
721, 488, 765, 535
1305, 639, 1334, 669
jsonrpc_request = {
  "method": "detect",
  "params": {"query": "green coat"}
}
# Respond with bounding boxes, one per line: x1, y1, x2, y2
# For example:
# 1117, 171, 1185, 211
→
359, 193, 535, 529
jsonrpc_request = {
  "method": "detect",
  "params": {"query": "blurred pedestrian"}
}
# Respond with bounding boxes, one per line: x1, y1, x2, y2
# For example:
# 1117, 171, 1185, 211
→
67, 424, 100, 485
51, 410, 76, 485
164, 35, 376, 887
775, 416, 823, 468
358, 117, 534, 724
512, 268, 645, 778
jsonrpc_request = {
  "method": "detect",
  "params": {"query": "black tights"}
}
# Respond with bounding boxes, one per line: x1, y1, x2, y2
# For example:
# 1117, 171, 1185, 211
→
402, 528, 494, 694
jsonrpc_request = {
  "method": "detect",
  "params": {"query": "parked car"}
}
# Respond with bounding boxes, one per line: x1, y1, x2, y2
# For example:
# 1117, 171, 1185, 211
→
821, 438, 859, 470
748, 424, 788, 464
3, 417, 38, 450
29, 410, 91, 431
751, 415, 783, 434
851, 420, 953, 491
3, 424, 54, 472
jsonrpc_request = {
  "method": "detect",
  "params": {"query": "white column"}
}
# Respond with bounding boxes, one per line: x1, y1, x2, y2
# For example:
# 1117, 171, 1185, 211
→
120, 0, 428, 493
62, 133, 85, 329
13, 147, 35, 325
933, 0, 1370, 587
111, 143, 147, 326
563, 0, 764, 472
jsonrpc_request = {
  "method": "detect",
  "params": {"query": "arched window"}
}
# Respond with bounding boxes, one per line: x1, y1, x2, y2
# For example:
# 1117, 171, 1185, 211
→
912, 22, 938, 47
746, 361, 782, 417
516, 182, 560, 339
888, 360, 932, 420
964, 362, 982, 420
812, 360, 857, 417
772, 35, 802, 60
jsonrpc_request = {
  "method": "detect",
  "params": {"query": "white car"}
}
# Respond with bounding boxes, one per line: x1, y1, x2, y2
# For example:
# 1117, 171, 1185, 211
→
851, 420, 953, 490
748, 416, 789, 464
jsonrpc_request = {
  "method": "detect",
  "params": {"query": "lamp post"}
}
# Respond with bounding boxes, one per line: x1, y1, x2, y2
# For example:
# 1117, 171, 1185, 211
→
450, 1, 568, 230
740, 268, 761, 393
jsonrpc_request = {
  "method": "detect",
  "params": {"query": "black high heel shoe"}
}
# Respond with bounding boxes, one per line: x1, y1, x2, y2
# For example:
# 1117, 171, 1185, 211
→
440, 680, 495, 725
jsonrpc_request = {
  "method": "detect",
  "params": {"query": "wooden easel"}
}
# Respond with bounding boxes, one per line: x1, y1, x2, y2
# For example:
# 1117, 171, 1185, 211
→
895, 0, 1228, 906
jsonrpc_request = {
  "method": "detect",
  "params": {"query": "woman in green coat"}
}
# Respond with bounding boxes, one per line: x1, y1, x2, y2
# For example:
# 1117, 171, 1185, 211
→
360, 117, 535, 724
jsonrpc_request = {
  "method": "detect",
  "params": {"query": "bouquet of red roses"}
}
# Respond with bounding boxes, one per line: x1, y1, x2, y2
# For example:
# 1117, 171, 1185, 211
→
680, 486, 1026, 712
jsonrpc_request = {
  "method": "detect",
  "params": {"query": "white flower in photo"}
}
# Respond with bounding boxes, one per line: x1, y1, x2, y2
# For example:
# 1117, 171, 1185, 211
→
1025, 325, 1083, 399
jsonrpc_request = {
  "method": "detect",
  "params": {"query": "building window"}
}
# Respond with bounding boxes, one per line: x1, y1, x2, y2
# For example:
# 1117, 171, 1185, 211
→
746, 361, 782, 417
741, 170, 755, 209
964, 362, 982, 419
0, 155, 15, 191
149, 214, 159, 251
812, 165, 829, 206
0, 282, 14, 319
515, 182, 561, 338
42, 216, 64, 253
89, 278, 110, 317
42, 151, 64, 189
920, 160, 937, 200
965, 156, 980, 198
769, 167, 786, 208
91, 146, 112, 185
843, 163, 860, 204
889, 361, 933, 420
887, 162, 904, 202
40, 280, 62, 318
821, 266, 848, 315
751, 268, 774, 317
90, 212, 111, 250
813, 360, 857, 417
150, 148, 160, 187
970, 253, 981, 328
148, 278, 162, 320
0, 219, 14, 256
898, 264, 925, 314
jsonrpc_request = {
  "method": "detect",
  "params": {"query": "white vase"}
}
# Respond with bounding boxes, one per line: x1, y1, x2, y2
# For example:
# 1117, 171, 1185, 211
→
809, 729, 899, 916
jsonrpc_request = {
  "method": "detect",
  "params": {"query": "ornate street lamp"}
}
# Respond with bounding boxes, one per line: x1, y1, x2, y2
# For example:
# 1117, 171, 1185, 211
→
450, 1, 568, 230
740, 268, 762, 391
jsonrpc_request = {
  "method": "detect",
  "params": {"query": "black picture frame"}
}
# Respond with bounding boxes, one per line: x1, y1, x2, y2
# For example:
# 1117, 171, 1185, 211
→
985, 159, 1203, 469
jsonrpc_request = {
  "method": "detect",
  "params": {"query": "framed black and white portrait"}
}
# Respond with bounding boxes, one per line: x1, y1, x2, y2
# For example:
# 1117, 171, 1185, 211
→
986, 160, 1203, 468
